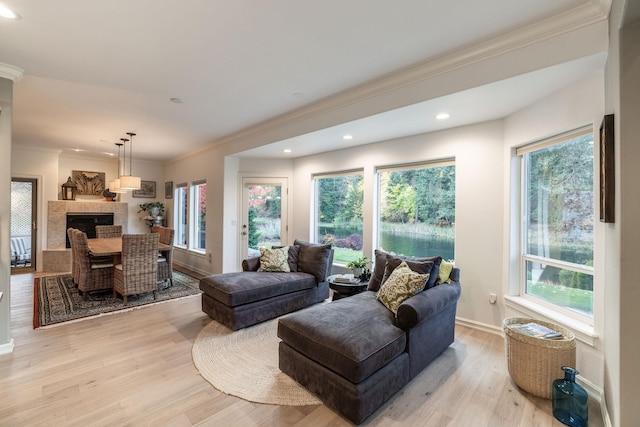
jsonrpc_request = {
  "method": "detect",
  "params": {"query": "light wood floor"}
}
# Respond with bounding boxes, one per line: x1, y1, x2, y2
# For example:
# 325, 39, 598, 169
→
1, 272, 603, 427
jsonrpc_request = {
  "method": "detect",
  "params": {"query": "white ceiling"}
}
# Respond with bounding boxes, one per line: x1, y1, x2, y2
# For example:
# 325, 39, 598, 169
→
0, 0, 608, 163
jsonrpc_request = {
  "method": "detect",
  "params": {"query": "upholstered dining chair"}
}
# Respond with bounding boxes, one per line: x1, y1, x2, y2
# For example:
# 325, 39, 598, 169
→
95, 224, 123, 238
113, 233, 159, 305
72, 229, 115, 300
151, 226, 174, 287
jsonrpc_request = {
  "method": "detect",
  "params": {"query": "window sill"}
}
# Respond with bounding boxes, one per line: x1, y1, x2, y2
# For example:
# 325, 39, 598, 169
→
504, 296, 597, 347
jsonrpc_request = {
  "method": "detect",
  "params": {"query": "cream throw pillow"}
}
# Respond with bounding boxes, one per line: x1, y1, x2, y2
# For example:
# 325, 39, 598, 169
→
376, 261, 429, 314
258, 246, 291, 272
437, 259, 454, 284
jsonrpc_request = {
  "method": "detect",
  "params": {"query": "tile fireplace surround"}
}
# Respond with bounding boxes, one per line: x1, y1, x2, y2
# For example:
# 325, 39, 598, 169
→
43, 200, 128, 272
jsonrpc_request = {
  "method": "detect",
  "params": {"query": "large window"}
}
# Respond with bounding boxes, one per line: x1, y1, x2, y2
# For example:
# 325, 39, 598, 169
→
376, 161, 455, 260
518, 126, 594, 319
192, 180, 206, 252
314, 171, 364, 264
175, 183, 188, 247
174, 180, 206, 252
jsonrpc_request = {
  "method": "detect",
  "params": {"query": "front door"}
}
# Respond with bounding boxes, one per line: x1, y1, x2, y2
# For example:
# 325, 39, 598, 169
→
240, 177, 288, 261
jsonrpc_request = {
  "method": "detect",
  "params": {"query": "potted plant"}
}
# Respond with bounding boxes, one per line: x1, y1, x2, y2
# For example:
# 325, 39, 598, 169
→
346, 255, 372, 281
138, 202, 165, 218
103, 189, 117, 202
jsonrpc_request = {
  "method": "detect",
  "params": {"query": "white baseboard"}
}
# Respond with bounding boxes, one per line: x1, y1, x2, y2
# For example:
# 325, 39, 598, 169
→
456, 316, 503, 336
0, 338, 14, 355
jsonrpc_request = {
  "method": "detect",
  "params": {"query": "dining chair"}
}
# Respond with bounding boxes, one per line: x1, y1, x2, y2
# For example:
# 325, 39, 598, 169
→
152, 226, 174, 287
95, 224, 123, 238
67, 227, 79, 285
113, 233, 159, 305
72, 229, 115, 300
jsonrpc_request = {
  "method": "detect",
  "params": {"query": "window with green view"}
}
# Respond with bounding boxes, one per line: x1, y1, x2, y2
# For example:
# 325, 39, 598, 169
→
519, 126, 594, 319
376, 161, 455, 260
314, 172, 364, 265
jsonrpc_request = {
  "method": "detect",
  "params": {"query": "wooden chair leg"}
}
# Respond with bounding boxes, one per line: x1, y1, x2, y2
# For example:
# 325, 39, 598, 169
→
153, 290, 157, 300
123, 295, 127, 305
82, 291, 88, 301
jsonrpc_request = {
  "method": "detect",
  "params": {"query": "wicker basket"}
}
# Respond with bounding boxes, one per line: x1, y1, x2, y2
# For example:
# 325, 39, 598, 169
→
503, 317, 576, 399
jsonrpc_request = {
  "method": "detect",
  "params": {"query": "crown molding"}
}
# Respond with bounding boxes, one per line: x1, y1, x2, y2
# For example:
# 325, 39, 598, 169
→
212, 2, 608, 152
0, 63, 24, 82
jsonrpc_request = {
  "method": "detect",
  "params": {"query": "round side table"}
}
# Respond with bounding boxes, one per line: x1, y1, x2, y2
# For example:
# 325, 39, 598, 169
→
327, 275, 368, 300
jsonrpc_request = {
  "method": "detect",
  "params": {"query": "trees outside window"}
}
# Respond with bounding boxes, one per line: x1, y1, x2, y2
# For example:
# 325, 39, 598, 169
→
519, 127, 594, 319
192, 180, 206, 251
377, 162, 455, 260
175, 184, 188, 247
315, 172, 364, 264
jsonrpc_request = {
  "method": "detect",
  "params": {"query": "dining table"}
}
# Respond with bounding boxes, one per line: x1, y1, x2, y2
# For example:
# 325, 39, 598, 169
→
87, 237, 173, 257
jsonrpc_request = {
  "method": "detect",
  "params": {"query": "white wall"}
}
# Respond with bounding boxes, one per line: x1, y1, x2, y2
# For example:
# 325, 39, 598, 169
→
292, 120, 505, 329
164, 146, 225, 275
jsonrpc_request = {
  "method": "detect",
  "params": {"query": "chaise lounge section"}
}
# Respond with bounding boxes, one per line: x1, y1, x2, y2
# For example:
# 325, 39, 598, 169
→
199, 240, 333, 330
278, 250, 461, 424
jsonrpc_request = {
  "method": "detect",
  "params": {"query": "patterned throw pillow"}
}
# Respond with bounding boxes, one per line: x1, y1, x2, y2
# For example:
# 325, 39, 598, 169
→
376, 261, 429, 315
437, 259, 454, 284
257, 246, 291, 272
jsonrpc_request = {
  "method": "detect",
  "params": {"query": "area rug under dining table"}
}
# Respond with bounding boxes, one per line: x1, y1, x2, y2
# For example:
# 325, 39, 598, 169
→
33, 270, 201, 328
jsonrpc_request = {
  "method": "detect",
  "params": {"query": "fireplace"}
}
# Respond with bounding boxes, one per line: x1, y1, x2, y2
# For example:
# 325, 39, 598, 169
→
66, 213, 114, 247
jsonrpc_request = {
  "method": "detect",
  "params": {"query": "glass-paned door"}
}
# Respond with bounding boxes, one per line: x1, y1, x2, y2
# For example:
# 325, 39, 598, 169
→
11, 178, 37, 272
241, 178, 288, 261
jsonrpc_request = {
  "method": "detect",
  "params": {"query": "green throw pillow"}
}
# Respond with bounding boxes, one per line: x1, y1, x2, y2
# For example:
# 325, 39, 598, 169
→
437, 259, 454, 284
376, 261, 429, 315
258, 246, 291, 272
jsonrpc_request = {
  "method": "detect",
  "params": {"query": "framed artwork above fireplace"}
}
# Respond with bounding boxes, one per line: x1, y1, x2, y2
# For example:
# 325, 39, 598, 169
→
72, 170, 106, 196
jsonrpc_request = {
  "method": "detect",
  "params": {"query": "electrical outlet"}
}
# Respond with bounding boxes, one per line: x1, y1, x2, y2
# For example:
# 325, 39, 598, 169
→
489, 293, 497, 304
207, 253, 212, 263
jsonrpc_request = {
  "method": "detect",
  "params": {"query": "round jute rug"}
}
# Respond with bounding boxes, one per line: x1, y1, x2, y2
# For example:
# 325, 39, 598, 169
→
192, 318, 322, 406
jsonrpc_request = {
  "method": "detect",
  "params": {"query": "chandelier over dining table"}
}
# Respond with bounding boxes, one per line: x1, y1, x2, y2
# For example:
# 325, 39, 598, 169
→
109, 132, 141, 192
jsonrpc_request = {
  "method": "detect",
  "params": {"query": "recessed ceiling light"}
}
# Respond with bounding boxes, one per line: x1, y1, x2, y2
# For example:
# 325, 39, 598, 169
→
435, 113, 451, 120
342, 135, 353, 140
72, 148, 84, 152
0, 5, 19, 20
283, 149, 292, 153
170, 97, 183, 104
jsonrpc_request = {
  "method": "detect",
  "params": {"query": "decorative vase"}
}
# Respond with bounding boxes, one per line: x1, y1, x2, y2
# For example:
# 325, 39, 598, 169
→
552, 366, 588, 427
352, 268, 363, 278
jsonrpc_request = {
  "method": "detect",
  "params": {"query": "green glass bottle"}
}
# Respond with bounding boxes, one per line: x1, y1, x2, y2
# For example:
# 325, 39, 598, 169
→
552, 366, 588, 427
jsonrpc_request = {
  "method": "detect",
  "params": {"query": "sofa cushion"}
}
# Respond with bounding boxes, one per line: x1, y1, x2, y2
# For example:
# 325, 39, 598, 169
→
382, 254, 442, 290
437, 259, 454, 284
376, 261, 429, 314
199, 271, 316, 306
367, 249, 389, 292
294, 239, 332, 282
381, 257, 434, 284
258, 246, 291, 272
273, 245, 300, 272
278, 291, 406, 384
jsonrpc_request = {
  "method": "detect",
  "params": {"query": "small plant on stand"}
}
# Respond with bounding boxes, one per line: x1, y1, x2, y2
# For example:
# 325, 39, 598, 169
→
138, 202, 165, 229
346, 255, 372, 281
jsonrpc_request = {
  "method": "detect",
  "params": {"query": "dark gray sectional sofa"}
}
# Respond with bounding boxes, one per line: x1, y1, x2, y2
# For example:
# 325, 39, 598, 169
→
199, 240, 333, 330
277, 250, 461, 424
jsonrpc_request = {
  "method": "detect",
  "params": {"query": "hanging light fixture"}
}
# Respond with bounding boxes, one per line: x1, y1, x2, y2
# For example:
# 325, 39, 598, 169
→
108, 141, 127, 193
119, 132, 141, 190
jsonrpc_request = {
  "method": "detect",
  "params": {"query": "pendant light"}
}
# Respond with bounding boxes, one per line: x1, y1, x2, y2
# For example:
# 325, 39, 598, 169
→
108, 141, 127, 193
119, 132, 141, 190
